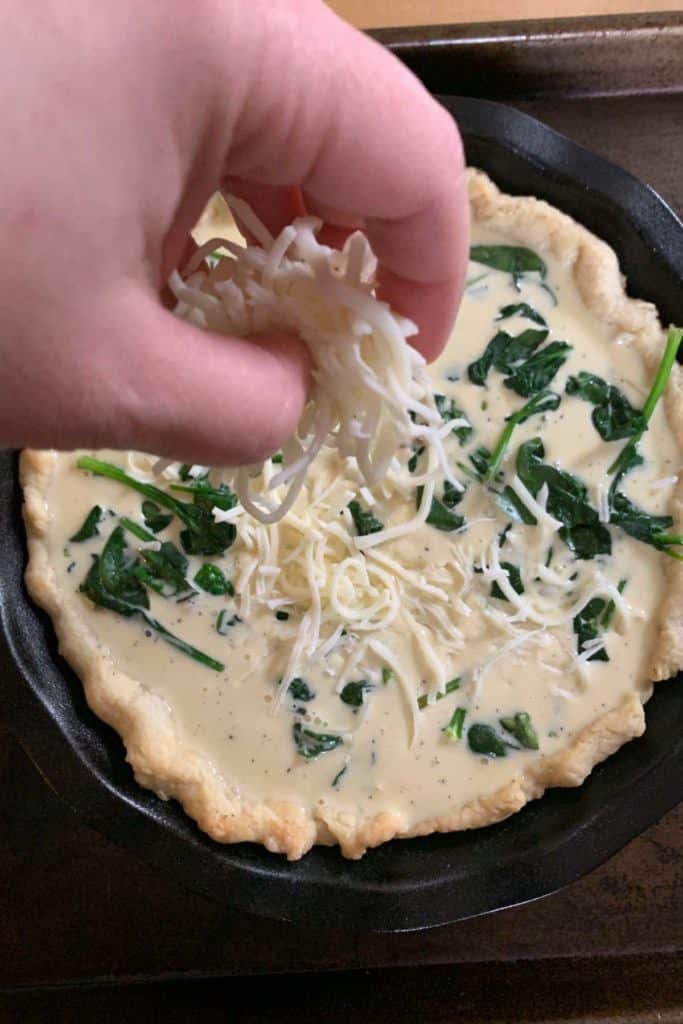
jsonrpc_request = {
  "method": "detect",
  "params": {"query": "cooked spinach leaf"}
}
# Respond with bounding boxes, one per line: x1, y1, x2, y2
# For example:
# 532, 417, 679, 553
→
503, 341, 571, 397
169, 479, 237, 511
288, 678, 316, 702
515, 438, 612, 559
382, 667, 393, 685
467, 723, 511, 758
80, 526, 222, 670
76, 457, 237, 557
142, 499, 173, 534
216, 610, 241, 635
491, 562, 525, 601
470, 245, 548, 293
408, 444, 425, 473
348, 499, 383, 536
69, 505, 103, 543
496, 302, 547, 327
434, 393, 473, 444
194, 563, 234, 596
120, 517, 191, 597
443, 706, 467, 741
418, 677, 461, 710
498, 522, 513, 547
292, 722, 343, 759
84, 526, 149, 612
468, 446, 491, 480
609, 443, 645, 494
468, 328, 548, 386
340, 680, 374, 707
499, 711, 539, 750
494, 486, 538, 525
573, 597, 611, 662
609, 492, 677, 551
170, 480, 238, 556
416, 484, 465, 532
566, 372, 646, 441
136, 543, 191, 598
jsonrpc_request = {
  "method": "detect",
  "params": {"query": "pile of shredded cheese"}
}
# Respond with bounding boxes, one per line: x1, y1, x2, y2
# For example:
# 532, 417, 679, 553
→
139, 201, 641, 731
166, 197, 462, 525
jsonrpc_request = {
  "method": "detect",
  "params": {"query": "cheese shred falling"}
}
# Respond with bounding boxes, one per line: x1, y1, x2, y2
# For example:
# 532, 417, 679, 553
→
167, 199, 453, 525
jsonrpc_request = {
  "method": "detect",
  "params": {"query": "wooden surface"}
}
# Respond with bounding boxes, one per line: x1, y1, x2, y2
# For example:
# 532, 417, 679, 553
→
1, 13, 682, 1020
328, 0, 683, 30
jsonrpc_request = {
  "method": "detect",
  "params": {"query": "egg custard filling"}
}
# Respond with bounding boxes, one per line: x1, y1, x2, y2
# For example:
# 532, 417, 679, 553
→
21, 170, 683, 859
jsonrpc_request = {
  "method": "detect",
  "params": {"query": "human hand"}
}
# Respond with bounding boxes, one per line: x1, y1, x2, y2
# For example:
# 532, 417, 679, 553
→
0, 0, 469, 465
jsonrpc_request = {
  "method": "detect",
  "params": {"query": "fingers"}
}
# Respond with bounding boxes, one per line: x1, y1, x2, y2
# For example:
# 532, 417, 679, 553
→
114, 287, 311, 465
8, 282, 310, 466
221, 179, 305, 244
223, 0, 469, 358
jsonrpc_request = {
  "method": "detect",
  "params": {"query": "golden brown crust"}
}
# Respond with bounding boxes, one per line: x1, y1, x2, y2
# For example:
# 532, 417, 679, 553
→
20, 170, 682, 860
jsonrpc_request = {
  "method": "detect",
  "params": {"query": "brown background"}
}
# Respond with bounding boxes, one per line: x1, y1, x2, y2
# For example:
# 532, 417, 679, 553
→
327, 0, 682, 29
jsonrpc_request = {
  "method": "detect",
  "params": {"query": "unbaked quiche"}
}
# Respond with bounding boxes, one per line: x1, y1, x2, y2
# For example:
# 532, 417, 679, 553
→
21, 170, 683, 859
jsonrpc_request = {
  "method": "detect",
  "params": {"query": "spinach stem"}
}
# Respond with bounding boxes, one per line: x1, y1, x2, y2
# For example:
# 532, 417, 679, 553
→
141, 611, 224, 671
418, 677, 461, 710
483, 391, 558, 482
483, 419, 517, 482
608, 327, 682, 476
77, 456, 187, 519
120, 516, 156, 544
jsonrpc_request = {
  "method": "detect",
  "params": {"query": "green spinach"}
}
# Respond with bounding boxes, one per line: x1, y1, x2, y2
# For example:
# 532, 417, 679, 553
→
443, 706, 467, 741
216, 610, 242, 635
491, 562, 525, 601
80, 526, 222, 670
434, 393, 473, 444
467, 723, 511, 758
194, 563, 234, 596
608, 326, 683, 483
340, 680, 374, 707
468, 328, 548, 386
348, 499, 383, 536
142, 499, 173, 534
503, 341, 571, 397
483, 389, 561, 481
418, 677, 461, 710
416, 484, 465, 532
469, 244, 548, 293
120, 517, 191, 597
69, 505, 102, 543
515, 438, 612, 559
499, 711, 539, 750
288, 678, 316, 702
496, 302, 547, 327
292, 722, 343, 759
566, 372, 646, 441
76, 457, 236, 557
609, 492, 682, 554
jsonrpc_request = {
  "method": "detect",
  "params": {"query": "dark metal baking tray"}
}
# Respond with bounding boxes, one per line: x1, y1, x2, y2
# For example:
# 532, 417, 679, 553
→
1, 95, 682, 933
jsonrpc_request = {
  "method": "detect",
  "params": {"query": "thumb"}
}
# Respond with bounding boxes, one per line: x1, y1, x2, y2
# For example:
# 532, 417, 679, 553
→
18, 282, 310, 466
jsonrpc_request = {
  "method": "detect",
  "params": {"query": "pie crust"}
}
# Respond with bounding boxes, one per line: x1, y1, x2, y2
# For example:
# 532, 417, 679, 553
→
20, 170, 683, 859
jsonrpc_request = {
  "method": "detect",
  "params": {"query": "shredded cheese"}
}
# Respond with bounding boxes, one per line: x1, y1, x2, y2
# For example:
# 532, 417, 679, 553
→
169, 201, 454, 526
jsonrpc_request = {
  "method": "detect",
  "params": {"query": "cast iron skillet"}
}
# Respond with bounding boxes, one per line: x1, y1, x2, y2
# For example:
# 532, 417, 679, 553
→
1, 97, 682, 933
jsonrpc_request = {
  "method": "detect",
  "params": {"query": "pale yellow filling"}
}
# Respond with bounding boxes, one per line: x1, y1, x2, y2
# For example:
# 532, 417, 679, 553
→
39, 230, 680, 835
